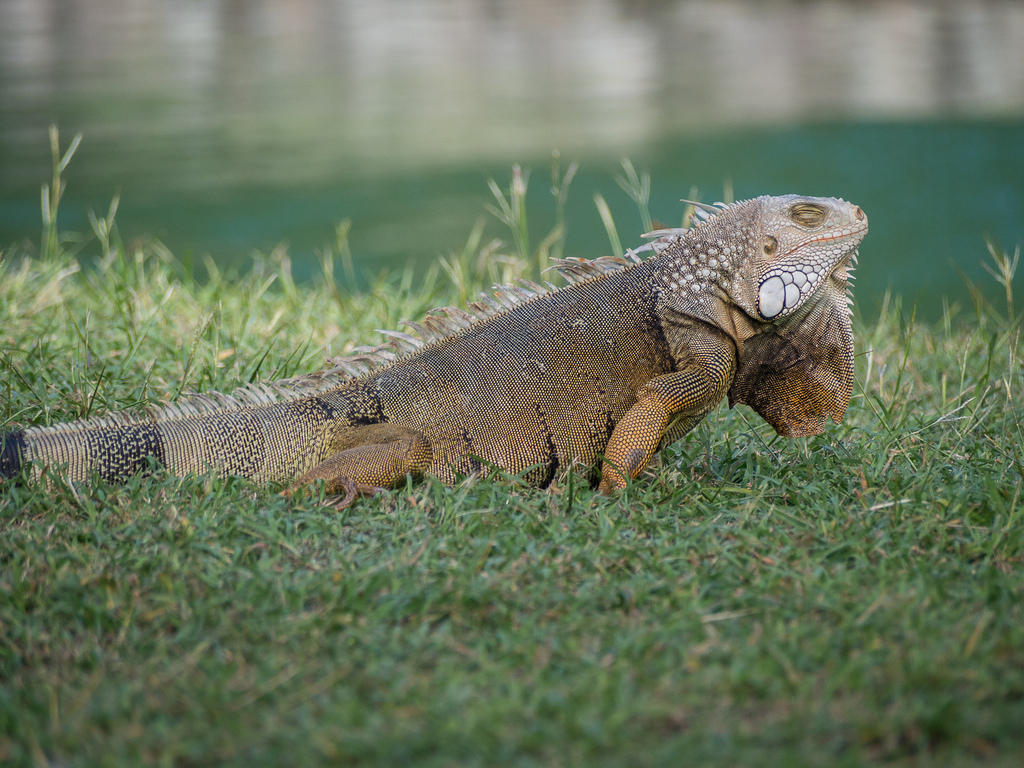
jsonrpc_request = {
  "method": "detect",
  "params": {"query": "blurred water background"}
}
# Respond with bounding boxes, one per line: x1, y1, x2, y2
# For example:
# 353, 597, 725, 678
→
1, 0, 1022, 315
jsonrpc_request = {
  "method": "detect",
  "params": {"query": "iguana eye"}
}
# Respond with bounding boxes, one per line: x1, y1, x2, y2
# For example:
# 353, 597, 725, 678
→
789, 203, 827, 228
763, 236, 778, 256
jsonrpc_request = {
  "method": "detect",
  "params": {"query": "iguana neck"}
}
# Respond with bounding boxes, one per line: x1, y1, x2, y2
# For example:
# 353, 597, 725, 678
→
649, 202, 764, 352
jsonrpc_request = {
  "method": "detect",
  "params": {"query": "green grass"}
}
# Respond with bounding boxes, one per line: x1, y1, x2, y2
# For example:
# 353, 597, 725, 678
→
1, 134, 1023, 766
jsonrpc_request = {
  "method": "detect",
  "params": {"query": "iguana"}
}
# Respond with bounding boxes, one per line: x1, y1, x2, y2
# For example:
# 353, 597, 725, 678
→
0, 195, 867, 502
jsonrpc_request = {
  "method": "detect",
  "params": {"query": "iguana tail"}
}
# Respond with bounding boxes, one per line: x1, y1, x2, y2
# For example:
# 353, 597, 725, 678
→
0, 387, 350, 485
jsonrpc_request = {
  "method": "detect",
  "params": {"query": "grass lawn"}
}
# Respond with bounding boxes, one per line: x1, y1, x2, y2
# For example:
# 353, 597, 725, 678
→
1, 144, 1022, 766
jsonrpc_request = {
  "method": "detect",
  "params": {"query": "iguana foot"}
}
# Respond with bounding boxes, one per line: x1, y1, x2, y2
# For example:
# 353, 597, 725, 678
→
328, 479, 386, 509
282, 477, 384, 508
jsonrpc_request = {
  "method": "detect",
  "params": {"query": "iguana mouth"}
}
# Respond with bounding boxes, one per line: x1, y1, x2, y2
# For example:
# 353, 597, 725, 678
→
782, 219, 869, 258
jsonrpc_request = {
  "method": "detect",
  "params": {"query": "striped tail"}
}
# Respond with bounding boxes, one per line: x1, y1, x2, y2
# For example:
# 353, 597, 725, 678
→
0, 392, 351, 486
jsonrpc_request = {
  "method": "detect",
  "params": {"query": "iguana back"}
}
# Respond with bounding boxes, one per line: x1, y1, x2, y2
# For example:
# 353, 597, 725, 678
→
322, 259, 682, 486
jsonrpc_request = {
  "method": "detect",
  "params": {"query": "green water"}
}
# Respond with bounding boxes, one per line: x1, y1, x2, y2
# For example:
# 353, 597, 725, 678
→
3, 120, 1020, 317
1, 1, 1022, 317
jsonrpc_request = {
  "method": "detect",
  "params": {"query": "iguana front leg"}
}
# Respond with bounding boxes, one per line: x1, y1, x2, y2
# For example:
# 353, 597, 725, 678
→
291, 423, 432, 499
598, 340, 735, 493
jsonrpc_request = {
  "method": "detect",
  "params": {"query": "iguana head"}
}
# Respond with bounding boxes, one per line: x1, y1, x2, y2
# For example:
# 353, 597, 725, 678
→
722, 194, 868, 437
726, 195, 867, 323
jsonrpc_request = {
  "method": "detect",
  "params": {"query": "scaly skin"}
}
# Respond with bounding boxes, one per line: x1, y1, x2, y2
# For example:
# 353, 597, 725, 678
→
1, 195, 867, 499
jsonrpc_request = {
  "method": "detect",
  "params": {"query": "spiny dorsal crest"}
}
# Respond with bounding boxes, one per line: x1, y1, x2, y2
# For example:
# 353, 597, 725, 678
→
623, 199, 733, 259
317, 254, 652, 380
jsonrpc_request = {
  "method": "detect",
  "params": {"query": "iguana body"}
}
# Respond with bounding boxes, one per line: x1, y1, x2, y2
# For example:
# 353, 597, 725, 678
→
1, 195, 867, 497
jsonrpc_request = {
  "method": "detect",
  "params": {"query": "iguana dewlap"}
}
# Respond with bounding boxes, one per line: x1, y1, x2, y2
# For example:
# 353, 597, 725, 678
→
1, 195, 867, 499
